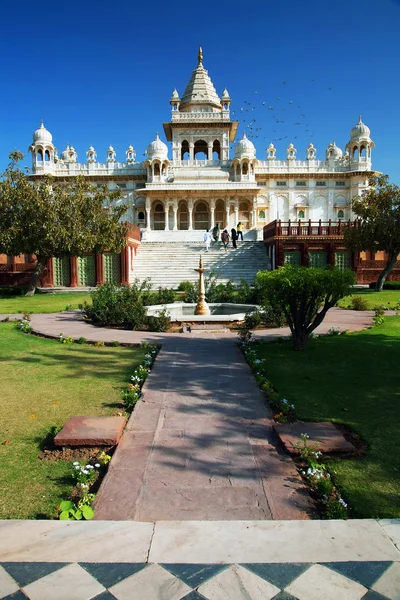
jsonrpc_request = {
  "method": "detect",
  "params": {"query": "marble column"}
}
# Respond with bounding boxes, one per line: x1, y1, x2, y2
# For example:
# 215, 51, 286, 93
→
225, 205, 230, 229
207, 142, 213, 161
164, 202, 170, 231
234, 202, 239, 228
188, 200, 193, 231
146, 199, 151, 232
173, 201, 178, 231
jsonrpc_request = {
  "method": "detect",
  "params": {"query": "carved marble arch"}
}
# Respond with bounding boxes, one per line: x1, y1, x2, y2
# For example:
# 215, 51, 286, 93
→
212, 139, 221, 160
239, 201, 250, 229
178, 200, 189, 230
153, 161, 161, 176
194, 139, 208, 159
242, 161, 249, 175
193, 200, 210, 230
37, 149, 43, 161
215, 199, 225, 227
360, 144, 367, 157
181, 139, 189, 160
152, 201, 165, 231
44, 149, 51, 161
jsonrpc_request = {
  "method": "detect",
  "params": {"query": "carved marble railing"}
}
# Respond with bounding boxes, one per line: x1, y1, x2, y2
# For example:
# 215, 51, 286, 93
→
171, 111, 231, 122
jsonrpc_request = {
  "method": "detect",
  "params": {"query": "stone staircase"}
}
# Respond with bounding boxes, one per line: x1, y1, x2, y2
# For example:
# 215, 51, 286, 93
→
133, 241, 270, 289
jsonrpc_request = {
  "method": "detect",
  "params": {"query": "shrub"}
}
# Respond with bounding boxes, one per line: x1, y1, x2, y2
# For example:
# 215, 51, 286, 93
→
260, 303, 286, 327
369, 280, 400, 290
83, 281, 151, 330
243, 309, 263, 329
77, 337, 87, 344
111, 340, 121, 347
236, 279, 257, 304
146, 306, 171, 332
350, 296, 369, 311
154, 286, 175, 305
178, 280, 198, 303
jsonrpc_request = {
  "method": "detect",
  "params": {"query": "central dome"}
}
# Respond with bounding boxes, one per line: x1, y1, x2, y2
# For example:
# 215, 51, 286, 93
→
180, 48, 222, 111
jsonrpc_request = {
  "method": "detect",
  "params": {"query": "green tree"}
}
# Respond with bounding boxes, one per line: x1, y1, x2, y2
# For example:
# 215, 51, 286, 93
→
0, 152, 128, 295
255, 266, 354, 350
344, 174, 400, 291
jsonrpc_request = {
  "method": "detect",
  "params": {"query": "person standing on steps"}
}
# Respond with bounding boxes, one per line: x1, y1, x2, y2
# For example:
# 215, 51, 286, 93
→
212, 223, 220, 243
221, 229, 230, 251
231, 227, 237, 250
204, 228, 212, 252
237, 222, 244, 241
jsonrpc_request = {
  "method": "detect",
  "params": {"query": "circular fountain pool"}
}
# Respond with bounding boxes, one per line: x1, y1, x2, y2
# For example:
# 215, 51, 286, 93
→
146, 302, 258, 322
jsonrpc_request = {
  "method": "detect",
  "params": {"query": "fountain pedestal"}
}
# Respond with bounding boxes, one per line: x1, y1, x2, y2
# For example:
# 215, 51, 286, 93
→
194, 255, 210, 316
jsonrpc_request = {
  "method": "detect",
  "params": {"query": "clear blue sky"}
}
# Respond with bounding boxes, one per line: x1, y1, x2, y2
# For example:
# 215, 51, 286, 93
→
1, 0, 399, 182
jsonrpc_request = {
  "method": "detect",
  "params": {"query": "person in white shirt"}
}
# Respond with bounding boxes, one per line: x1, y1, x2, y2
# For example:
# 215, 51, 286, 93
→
204, 228, 212, 252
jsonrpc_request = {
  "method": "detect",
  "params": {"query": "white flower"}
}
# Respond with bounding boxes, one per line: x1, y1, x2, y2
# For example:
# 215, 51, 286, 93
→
74, 465, 80, 470
73, 461, 79, 466
338, 498, 348, 508
95, 463, 100, 468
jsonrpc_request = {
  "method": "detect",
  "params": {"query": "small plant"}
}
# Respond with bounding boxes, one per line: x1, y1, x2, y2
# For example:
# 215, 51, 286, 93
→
325, 496, 348, 519
2, 317, 9, 322
58, 333, 74, 344
59, 494, 95, 520
65, 303, 73, 311
327, 327, 341, 336
350, 296, 369, 311
373, 305, 385, 327
111, 340, 121, 347
72, 461, 100, 488
77, 337, 87, 344
17, 317, 32, 334
237, 325, 254, 344
95, 340, 105, 347
98, 451, 111, 465
297, 433, 322, 463
243, 309, 262, 330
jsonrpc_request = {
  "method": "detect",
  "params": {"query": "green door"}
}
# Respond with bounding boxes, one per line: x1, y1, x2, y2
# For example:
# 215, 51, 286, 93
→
103, 253, 121, 284
309, 251, 327, 268
335, 251, 351, 271
284, 251, 301, 265
53, 257, 70, 286
78, 255, 96, 287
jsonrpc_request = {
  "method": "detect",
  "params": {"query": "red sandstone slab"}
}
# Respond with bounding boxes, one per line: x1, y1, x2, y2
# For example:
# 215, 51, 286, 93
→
54, 416, 126, 447
274, 421, 356, 455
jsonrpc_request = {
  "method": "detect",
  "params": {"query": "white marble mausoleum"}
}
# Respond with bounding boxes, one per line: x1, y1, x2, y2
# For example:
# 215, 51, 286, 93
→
28, 48, 374, 241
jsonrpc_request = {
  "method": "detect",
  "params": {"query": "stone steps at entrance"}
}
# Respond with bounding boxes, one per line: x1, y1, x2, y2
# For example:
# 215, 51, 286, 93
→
133, 241, 270, 288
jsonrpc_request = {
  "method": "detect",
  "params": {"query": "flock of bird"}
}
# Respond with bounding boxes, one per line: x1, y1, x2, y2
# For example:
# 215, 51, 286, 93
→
229, 77, 334, 153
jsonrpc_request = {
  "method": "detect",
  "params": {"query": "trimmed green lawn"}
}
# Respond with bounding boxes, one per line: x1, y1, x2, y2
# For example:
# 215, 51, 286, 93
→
0, 292, 91, 314
254, 316, 400, 518
338, 289, 400, 309
0, 323, 146, 519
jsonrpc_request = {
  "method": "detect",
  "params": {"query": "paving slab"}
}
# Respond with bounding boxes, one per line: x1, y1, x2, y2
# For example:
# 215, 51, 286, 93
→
274, 421, 356, 455
54, 416, 126, 447
94, 340, 313, 521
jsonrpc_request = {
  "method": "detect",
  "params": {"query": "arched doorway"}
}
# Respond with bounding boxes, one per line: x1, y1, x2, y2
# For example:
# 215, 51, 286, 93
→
153, 202, 164, 230
239, 201, 250, 229
215, 200, 225, 228
178, 201, 188, 230
194, 140, 207, 160
194, 201, 210, 230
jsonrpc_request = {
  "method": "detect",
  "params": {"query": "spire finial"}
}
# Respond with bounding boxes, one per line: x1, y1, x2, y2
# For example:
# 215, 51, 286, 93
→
359, 114, 362, 123
198, 46, 203, 65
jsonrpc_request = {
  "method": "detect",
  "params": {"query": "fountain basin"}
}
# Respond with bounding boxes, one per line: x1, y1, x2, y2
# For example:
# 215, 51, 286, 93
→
146, 302, 258, 322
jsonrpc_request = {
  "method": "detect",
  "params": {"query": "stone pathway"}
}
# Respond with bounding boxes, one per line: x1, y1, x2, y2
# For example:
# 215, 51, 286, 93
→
21, 308, 374, 522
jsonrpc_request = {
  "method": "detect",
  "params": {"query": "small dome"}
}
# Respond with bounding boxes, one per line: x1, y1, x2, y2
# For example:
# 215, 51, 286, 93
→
234, 133, 256, 158
88, 145, 95, 152
326, 141, 343, 159
127, 145, 134, 152
108, 145, 115, 152
222, 88, 230, 98
60, 144, 77, 163
33, 122, 52, 144
350, 116, 371, 140
171, 88, 180, 100
146, 133, 168, 160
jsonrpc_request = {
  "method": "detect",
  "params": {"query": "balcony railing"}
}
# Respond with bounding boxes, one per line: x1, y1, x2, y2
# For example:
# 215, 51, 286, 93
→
264, 219, 356, 240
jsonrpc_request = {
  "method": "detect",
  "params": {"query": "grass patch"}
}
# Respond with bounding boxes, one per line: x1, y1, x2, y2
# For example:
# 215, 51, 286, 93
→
0, 323, 146, 519
254, 316, 400, 518
0, 292, 91, 314
338, 289, 400, 309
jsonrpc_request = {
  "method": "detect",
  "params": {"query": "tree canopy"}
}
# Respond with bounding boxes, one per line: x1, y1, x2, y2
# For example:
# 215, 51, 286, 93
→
0, 152, 128, 294
344, 174, 400, 291
256, 265, 355, 350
